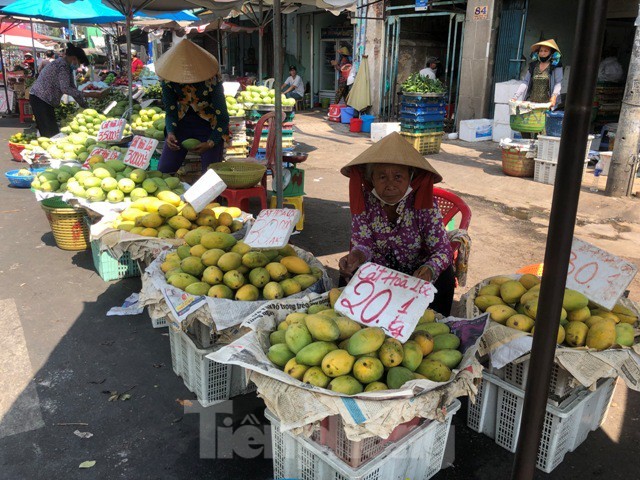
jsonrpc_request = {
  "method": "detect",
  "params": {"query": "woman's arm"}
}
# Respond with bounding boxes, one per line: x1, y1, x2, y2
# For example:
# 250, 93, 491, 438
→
59, 68, 88, 107
161, 81, 179, 135
551, 67, 563, 97
208, 81, 230, 144
513, 69, 531, 100
339, 211, 373, 278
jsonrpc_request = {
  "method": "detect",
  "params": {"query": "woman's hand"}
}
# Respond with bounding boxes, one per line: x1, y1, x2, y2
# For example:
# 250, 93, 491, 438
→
413, 266, 433, 282
330, 60, 337, 66
338, 250, 366, 280
166, 133, 180, 151
192, 140, 214, 154
550, 95, 557, 108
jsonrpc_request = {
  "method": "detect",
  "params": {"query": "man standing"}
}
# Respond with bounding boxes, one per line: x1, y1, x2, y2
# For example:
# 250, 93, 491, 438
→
281, 65, 304, 100
419, 56, 440, 79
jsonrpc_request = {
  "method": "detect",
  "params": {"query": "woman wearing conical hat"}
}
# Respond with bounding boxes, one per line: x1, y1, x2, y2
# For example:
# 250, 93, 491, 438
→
155, 40, 229, 173
338, 133, 456, 315
513, 39, 563, 108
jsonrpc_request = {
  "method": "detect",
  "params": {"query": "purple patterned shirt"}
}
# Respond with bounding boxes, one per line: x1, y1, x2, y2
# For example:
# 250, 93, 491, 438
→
351, 191, 453, 279
29, 57, 87, 107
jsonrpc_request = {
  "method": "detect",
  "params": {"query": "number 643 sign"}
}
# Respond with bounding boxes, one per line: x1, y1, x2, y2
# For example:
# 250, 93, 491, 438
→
335, 262, 437, 342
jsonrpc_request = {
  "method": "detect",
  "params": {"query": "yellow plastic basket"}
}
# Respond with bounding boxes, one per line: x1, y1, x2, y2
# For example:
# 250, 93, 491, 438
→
40, 198, 90, 251
210, 161, 266, 189
400, 131, 444, 154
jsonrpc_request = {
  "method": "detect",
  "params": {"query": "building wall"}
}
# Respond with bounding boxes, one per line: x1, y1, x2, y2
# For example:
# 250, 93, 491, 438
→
362, 1, 385, 115
457, 0, 500, 122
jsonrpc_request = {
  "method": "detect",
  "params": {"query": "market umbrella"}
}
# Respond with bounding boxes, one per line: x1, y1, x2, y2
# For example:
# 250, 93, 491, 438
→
346, 55, 370, 112
0, 33, 49, 49
0, 0, 125, 24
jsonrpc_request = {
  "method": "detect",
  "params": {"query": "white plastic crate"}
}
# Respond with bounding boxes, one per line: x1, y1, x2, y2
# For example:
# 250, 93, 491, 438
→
498, 358, 584, 404
598, 151, 612, 176
151, 316, 168, 328
467, 373, 616, 473
187, 319, 214, 348
533, 158, 589, 185
267, 400, 459, 480
537, 134, 594, 162
168, 327, 255, 407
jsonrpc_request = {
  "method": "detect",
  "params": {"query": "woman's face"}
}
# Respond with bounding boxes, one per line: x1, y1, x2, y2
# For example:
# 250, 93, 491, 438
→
371, 164, 411, 204
538, 46, 552, 58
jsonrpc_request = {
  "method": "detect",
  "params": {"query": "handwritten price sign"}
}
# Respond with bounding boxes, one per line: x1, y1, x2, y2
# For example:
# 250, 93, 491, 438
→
335, 262, 437, 342
89, 147, 121, 161
244, 209, 301, 249
96, 118, 126, 143
123, 135, 158, 170
566, 237, 637, 309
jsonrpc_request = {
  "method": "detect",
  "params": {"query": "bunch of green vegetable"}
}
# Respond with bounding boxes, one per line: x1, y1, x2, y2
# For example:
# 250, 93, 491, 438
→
401, 73, 446, 94
87, 89, 128, 114
55, 103, 79, 124
143, 83, 163, 102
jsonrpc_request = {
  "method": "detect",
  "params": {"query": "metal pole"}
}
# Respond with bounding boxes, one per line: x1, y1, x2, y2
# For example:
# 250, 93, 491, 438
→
309, 18, 314, 108
605, 4, 640, 197
273, 0, 283, 208
29, 18, 38, 78
258, 0, 263, 81
126, 13, 133, 121
0, 43, 10, 114
511, 1, 608, 478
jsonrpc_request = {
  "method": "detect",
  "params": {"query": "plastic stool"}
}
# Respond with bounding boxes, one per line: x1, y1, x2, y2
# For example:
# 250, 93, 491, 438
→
295, 99, 304, 111
19, 99, 33, 123
220, 186, 267, 212
269, 195, 304, 230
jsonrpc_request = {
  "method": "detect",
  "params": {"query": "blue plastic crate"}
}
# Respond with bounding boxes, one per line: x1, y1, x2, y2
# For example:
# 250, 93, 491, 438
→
545, 111, 564, 137
400, 112, 446, 123
400, 103, 446, 115
400, 94, 447, 106
91, 240, 140, 282
401, 120, 444, 133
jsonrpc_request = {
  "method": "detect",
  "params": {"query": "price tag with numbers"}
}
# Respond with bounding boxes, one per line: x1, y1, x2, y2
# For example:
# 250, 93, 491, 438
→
123, 135, 158, 170
96, 118, 126, 143
335, 262, 437, 342
566, 237, 637, 309
244, 209, 301, 249
89, 147, 121, 161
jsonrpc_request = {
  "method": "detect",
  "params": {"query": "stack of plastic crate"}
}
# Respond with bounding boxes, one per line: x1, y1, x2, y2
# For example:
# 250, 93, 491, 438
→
399, 93, 446, 154
467, 369, 616, 473
267, 399, 460, 480
226, 116, 248, 160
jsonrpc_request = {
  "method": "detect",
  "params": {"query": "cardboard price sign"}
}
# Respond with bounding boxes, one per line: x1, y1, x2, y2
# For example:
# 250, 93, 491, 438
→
123, 135, 158, 170
566, 237, 637, 309
335, 262, 437, 342
244, 209, 301, 249
96, 118, 126, 143
89, 147, 121, 161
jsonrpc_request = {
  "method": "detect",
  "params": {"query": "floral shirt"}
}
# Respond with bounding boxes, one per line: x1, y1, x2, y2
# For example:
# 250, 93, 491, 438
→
161, 78, 229, 145
29, 57, 87, 107
351, 191, 453, 279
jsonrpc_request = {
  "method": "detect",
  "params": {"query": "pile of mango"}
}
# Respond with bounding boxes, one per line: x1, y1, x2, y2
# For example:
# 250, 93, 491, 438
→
161, 238, 322, 301
266, 295, 464, 395
115, 202, 244, 239
475, 274, 638, 351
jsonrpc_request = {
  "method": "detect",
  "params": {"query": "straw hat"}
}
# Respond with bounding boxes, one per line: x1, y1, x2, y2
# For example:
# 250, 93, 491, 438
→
341, 132, 442, 182
338, 46, 350, 55
531, 39, 561, 54
155, 40, 219, 84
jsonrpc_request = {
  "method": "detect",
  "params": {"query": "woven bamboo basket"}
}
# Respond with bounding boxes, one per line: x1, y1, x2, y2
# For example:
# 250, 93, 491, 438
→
40, 198, 90, 251
501, 149, 535, 177
210, 161, 266, 189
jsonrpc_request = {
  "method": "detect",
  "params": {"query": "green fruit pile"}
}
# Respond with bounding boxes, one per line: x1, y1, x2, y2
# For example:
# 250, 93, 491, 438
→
267, 305, 463, 395
60, 108, 132, 138
475, 274, 639, 351
9, 132, 37, 144
237, 86, 297, 107
31, 160, 184, 203
225, 95, 245, 117
131, 107, 165, 141
161, 241, 322, 301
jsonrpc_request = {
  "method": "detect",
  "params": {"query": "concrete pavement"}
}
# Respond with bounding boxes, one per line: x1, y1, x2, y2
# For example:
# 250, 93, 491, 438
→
0, 112, 639, 479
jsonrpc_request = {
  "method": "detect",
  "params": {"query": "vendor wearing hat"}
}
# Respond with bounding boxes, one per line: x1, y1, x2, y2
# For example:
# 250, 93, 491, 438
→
29, 43, 103, 138
419, 56, 440, 80
338, 132, 455, 315
513, 39, 563, 108
23, 52, 35, 76
331, 46, 352, 104
155, 40, 229, 173
130, 49, 144, 77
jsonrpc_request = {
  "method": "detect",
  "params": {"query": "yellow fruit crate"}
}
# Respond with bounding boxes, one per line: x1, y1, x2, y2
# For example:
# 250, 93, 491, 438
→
400, 131, 443, 155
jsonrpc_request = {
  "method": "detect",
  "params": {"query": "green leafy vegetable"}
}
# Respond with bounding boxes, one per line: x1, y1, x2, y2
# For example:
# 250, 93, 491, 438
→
401, 73, 446, 94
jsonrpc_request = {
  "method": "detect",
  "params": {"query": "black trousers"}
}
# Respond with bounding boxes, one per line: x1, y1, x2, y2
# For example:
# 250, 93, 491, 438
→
338, 264, 456, 317
30, 95, 59, 138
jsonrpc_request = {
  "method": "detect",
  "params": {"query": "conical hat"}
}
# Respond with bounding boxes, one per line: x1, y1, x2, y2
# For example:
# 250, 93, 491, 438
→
155, 40, 219, 84
531, 39, 561, 54
340, 132, 442, 183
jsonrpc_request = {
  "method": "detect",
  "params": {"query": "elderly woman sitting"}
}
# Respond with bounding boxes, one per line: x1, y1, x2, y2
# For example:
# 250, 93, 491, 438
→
338, 132, 456, 315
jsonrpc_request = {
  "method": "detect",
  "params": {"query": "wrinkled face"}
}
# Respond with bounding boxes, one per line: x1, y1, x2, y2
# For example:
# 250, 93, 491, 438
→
371, 164, 411, 204
538, 46, 552, 57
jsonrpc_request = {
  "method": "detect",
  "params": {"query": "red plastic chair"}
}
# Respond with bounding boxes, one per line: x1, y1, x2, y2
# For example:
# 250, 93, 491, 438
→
433, 187, 472, 257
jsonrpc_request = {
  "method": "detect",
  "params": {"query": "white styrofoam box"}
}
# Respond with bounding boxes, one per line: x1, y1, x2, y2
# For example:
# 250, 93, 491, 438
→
370, 122, 401, 142
494, 103, 511, 124
467, 373, 616, 474
492, 122, 515, 142
460, 119, 493, 142
268, 401, 460, 480
599, 151, 612, 176
494, 79, 522, 103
